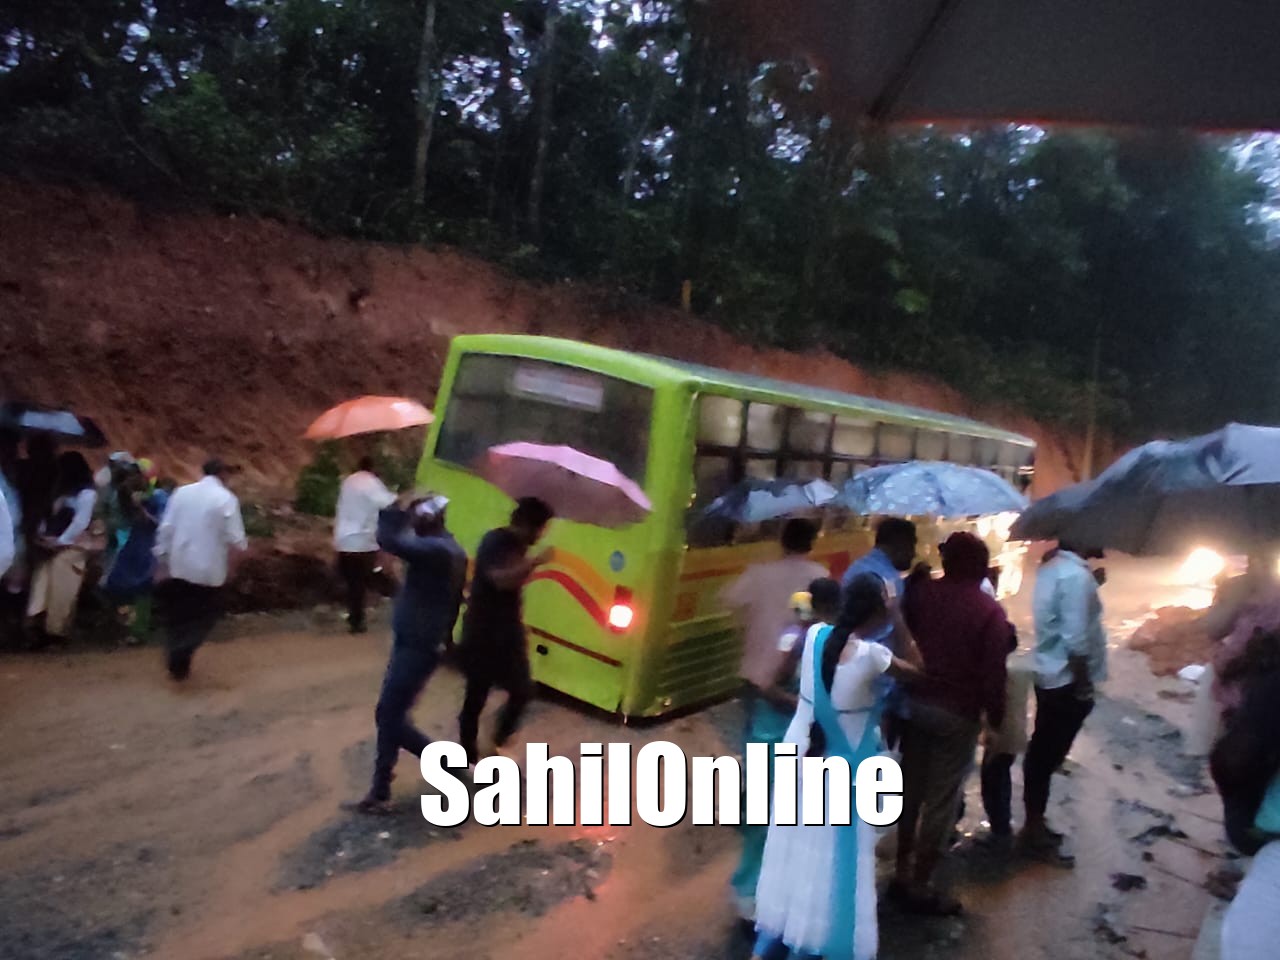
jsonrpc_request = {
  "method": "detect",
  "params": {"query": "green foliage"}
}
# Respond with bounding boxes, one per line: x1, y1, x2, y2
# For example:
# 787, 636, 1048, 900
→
4, 1, 1280, 438
241, 502, 278, 540
372, 447, 419, 495
294, 442, 343, 517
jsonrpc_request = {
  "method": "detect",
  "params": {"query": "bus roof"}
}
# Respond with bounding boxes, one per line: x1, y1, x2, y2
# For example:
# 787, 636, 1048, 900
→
450, 334, 1034, 447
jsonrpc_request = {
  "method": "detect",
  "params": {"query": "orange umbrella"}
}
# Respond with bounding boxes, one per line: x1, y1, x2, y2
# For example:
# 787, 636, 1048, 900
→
304, 396, 433, 439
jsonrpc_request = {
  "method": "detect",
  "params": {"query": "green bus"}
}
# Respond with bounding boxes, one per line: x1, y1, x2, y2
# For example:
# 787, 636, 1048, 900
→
418, 334, 1034, 718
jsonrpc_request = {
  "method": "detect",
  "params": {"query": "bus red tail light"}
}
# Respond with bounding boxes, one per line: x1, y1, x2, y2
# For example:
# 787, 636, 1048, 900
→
608, 587, 635, 632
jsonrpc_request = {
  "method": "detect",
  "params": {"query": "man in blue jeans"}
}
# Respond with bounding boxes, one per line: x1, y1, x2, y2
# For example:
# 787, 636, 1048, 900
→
355, 494, 466, 813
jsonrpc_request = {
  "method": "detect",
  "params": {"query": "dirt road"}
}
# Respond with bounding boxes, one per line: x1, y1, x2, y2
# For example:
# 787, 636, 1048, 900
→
0, 559, 1234, 960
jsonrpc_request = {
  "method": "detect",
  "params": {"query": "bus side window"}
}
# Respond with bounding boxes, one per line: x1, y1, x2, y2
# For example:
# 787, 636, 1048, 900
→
783, 408, 831, 480
687, 453, 737, 548
746, 403, 785, 451
694, 454, 736, 505
788, 409, 830, 456
948, 433, 975, 465
699, 395, 743, 447
976, 437, 1002, 469
878, 424, 915, 461
916, 430, 948, 461
833, 416, 876, 459
998, 441, 1028, 472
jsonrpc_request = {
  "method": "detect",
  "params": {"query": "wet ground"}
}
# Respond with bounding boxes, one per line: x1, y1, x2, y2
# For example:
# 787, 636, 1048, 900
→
0, 557, 1237, 960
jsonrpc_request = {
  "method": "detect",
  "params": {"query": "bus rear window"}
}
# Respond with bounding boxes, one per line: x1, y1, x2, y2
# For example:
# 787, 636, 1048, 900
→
433, 355, 653, 485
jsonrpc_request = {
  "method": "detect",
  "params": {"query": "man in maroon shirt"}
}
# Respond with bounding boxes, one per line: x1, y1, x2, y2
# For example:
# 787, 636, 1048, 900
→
892, 532, 1012, 915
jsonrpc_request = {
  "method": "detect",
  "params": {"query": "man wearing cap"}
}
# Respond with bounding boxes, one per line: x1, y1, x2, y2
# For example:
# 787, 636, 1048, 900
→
356, 493, 467, 813
154, 459, 248, 680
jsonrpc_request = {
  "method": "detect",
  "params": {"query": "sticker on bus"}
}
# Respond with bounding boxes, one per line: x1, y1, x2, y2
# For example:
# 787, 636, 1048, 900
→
511, 363, 605, 411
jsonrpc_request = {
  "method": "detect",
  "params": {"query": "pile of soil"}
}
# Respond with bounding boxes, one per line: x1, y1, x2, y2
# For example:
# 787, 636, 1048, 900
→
1127, 606, 1215, 676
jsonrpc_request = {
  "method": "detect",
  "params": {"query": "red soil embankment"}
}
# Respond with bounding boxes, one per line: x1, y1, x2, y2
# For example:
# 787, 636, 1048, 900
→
0, 177, 1089, 497
0, 177, 1096, 609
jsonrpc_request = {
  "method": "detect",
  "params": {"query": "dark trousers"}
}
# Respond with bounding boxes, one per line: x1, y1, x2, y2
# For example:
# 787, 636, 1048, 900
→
337, 552, 378, 631
370, 646, 438, 802
1023, 685, 1095, 822
899, 701, 981, 863
980, 750, 1016, 835
457, 645, 533, 765
163, 579, 223, 680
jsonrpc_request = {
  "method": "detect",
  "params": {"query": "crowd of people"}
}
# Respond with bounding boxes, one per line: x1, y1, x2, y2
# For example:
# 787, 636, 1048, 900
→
0, 430, 249, 679
722, 518, 1108, 960
0, 432, 167, 647
5, 440, 1280, 958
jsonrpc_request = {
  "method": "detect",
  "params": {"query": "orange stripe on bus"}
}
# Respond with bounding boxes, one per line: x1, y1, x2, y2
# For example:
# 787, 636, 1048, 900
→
528, 569, 608, 625
545, 547, 614, 602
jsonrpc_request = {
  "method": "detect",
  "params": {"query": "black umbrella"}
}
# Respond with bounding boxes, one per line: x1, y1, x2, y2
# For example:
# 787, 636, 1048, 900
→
0, 402, 107, 447
714, 0, 1280, 131
1010, 424, 1280, 556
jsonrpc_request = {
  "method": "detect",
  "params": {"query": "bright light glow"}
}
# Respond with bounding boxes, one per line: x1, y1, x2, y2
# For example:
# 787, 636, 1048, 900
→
608, 603, 635, 631
1179, 547, 1226, 586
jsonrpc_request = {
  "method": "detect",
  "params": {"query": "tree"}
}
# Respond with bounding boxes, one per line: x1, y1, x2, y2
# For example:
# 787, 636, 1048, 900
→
524, 0, 560, 240
5, 0, 1280, 440
411, 0, 440, 207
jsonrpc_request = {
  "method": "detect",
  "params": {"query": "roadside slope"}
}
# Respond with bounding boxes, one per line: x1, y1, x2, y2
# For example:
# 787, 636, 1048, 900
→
0, 177, 1089, 498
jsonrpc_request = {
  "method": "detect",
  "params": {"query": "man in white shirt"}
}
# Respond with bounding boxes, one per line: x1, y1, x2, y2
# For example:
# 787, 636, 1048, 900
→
720, 518, 828, 920
154, 458, 248, 680
334, 456, 397, 634
1021, 541, 1107, 857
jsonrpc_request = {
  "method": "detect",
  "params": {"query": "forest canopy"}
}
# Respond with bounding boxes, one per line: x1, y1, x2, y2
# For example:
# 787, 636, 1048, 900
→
4, 0, 1280, 437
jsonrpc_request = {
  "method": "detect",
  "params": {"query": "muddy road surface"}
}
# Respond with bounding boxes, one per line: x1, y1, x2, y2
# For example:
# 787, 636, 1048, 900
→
0, 558, 1234, 960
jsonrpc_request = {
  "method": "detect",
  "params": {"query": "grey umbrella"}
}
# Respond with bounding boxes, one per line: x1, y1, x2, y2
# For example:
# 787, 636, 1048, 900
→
1011, 423, 1280, 556
0, 402, 107, 447
713, 0, 1280, 131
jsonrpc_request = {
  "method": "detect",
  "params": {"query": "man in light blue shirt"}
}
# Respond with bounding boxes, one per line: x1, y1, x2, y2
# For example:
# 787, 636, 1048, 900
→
841, 518, 917, 746
1022, 542, 1107, 856
840, 517, 917, 648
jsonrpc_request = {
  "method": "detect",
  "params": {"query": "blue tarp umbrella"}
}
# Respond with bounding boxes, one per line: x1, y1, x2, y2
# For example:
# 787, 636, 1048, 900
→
835, 461, 1028, 518
1010, 423, 1280, 555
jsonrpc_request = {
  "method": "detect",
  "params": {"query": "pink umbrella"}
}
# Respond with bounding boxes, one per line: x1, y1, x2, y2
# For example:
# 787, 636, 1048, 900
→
481, 442, 652, 527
